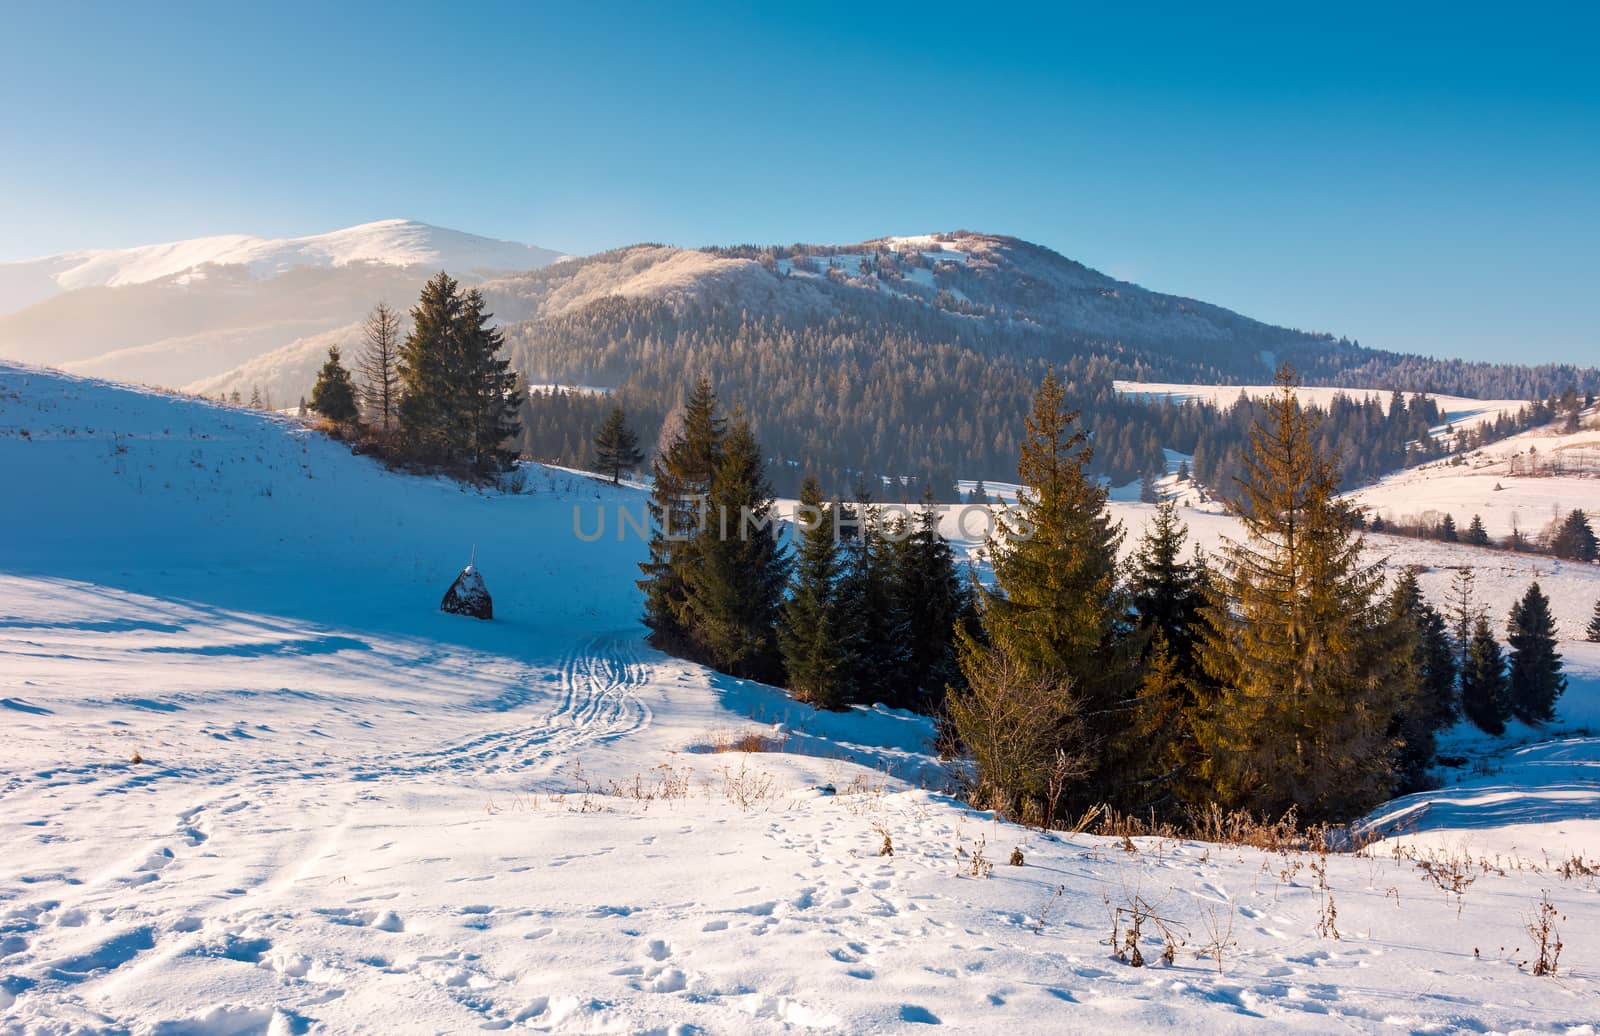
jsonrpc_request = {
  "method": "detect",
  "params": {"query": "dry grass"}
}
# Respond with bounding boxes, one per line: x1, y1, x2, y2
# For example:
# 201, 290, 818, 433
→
701, 729, 789, 754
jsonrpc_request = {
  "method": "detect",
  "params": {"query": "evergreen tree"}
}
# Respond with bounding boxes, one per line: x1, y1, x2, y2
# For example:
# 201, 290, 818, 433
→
1550, 509, 1598, 561
889, 493, 973, 713
593, 404, 644, 484
398, 272, 467, 463
966, 480, 990, 505
309, 346, 359, 426
1506, 582, 1566, 725
1464, 514, 1490, 546
965, 368, 1139, 810
1139, 470, 1160, 503
1447, 568, 1480, 662
832, 487, 911, 706
1386, 569, 1457, 792
458, 288, 522, 475
358, 301, 402, 431
1460, 616, 1512, 735
680, 414, 790, 680
1437, 513, 1458, 542
1587, 598, 1600, 642
1124, 503, 1210, 810
638, 378, 724, 653
779, 476, 847, 708
1195, 364, 1412, 820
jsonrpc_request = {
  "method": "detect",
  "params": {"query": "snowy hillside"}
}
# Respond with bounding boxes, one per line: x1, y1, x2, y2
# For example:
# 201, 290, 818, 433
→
1349, 405, 1600, 540
4, 363, 1600, 1033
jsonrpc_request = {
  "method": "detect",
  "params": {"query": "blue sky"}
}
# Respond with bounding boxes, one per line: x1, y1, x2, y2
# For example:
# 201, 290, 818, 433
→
2, 3, 1596, 365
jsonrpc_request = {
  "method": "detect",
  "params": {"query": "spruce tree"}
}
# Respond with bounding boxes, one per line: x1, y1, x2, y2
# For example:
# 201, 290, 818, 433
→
638, 378, 724, 653
1125, 503, 1210, 810
967, 480, 990, 505
1587, 598, 1600, 642
680, 414, 790, 680
1386, 569, 1457, 792
398, 271, 467, 463
889, 493, 973, 714
1506, 582, 1565, 725
1437, 513, 1458, 542
966, 368, 1139, 809
779, 476, 847, 708
309, 346, 359, 426
458, 288, 521, 475
1460, 616, 1511, 735
1550, 509, 1598, 561
593, 404, 644, 484
1465, 514, 1490, 546
832, 487, 911, 706
1447, 568, 1479, 662
1195, 364, 1412, 820
358, 301, 401, 432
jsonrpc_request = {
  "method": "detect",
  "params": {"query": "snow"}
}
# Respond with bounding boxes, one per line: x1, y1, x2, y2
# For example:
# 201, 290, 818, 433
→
4, 362, 1600, 1032
1348, 409, 1600, 539
1115, 380, 1530, 438
1, 220, 565, 304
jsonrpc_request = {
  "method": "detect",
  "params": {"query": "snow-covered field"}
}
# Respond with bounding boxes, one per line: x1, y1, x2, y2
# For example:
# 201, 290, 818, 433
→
4, 363, 1600, 1033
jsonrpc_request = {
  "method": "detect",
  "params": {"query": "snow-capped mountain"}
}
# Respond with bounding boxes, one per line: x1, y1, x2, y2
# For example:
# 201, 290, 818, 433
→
0, 220, 564, 393
0, 219, 565, 311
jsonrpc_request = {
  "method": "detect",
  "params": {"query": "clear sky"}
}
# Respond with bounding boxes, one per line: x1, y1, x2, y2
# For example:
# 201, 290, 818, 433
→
2, 2, 1596, 365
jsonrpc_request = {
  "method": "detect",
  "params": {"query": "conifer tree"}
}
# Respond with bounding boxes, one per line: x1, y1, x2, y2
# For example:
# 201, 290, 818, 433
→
458, 288, 521, 475
309, 346, 359, 427
1460, 616, 1512, 735
1587, 598, 1600, 642
680, 414, 790, 680
1438, 513, 1458, 542
889, 493, 973, 713
358, 301, 402, 431
1447, 568, 1480, 661
1386, 569, 1457, 792
593, 404, 644, 484
965, 368, 1139, 809
1139, 470, 1160, 503
638, 378, 724, 653
1125, 503, 1210, 809
1506, 582, 1565, 725
1465, 514, 1490, 546
779, 476, 847, 708
398, 272, 467, 463
1550, 509, 1598, 561
1195, 364, 1412, 820
967, 480, 990, 505
832, 486, 911, 706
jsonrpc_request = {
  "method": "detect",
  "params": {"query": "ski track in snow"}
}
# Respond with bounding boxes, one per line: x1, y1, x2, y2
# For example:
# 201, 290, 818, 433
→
405, 635, 653, 776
